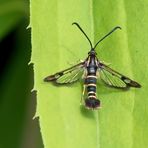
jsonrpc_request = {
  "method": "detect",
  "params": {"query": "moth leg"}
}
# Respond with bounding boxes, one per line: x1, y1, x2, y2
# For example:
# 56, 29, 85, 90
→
100, 60, 111, 66
96, 70, 100, 79
67, 61, 76, 66
81, 84, 86, 105
82, 69, 87, 79
80, 69, 87, 105
67, 59, 84, 66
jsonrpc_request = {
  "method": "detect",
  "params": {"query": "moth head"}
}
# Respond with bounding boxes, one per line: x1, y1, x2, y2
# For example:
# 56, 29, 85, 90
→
88, 49, 97, 56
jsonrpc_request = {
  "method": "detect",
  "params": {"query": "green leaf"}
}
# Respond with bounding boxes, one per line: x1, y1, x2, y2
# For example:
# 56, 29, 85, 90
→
31, 0, 148, 148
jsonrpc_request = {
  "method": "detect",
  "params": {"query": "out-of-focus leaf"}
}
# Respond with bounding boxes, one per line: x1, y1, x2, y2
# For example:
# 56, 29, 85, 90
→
0, 0, 28, 40
31, 0, 148, 148
0, 20, 40, 148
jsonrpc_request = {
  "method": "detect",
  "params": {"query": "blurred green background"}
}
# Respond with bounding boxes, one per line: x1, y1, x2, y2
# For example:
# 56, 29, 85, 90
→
0, 0, 43, 147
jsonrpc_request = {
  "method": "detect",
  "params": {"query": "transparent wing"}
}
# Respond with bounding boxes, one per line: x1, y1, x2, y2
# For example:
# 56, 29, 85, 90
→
44, 62, 85, 84
99, 62, 141, 89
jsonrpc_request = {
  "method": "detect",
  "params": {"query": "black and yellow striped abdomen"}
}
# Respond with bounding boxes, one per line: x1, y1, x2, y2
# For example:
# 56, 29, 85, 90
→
85, 75, 97, 99
84, 75, 100, 109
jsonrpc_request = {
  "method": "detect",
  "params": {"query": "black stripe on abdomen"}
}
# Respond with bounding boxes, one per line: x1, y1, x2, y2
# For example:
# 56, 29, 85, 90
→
85, 77, 96, 84
85, 75, 97, 99
87, 85, 96, 92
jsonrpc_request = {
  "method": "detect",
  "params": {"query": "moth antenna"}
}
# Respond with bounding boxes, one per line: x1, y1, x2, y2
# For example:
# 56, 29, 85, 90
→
72, 22, 93, 49
94, 26, 121, 50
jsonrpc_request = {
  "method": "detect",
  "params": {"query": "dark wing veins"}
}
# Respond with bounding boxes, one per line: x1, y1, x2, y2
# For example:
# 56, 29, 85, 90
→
98, 62, 141, 89
44, 61, 85, 84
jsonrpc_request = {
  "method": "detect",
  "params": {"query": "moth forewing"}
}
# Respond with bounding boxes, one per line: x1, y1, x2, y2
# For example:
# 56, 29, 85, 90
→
99, 62, 141, 89
44, 61, 85, 84
121, 76, 141, 88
